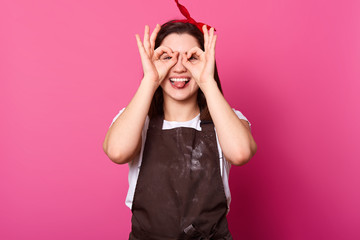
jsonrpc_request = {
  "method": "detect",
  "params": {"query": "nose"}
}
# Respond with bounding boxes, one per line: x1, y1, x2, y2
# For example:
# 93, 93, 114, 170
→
173, 53, 187, 73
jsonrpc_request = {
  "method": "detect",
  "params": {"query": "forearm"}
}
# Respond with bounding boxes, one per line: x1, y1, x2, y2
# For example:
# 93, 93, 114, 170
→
201, 80, 257, 165
103, 78, 158, 164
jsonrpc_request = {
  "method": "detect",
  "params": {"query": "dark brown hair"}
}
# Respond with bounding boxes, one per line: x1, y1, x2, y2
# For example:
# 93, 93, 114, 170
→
148, 21, 223, 121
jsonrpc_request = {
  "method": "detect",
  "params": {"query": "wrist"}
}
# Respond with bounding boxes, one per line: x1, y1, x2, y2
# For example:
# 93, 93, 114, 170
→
141, 76, 160, 92
199, 78, 218, 95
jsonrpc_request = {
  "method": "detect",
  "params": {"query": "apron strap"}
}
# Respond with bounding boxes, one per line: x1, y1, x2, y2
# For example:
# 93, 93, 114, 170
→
148, 115, 164, 130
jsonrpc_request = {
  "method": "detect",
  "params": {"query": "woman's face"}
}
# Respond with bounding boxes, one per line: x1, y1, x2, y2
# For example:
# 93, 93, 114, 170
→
159, 33, 201, 103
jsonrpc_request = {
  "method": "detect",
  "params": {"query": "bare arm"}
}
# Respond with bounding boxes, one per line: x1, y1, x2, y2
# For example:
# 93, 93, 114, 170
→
182, 25, 257, 166
202, 81, 257, 166
103, 79, 157, 164
103, 24, 178, 164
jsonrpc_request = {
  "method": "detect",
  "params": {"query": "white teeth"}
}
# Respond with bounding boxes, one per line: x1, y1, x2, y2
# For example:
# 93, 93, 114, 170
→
170, 78, 189, 82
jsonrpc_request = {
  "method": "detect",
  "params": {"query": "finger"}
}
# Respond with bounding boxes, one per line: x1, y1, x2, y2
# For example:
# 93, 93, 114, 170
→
154, 46, 173, 60
186, 47, 205, 61
143, 25, 151, 55
210, 34, 217, 55
182, 52, 192, 69
203, 25, 209, 51
150, 24, 161, 51
166, 51, 179, 67
207, 27, 214, 51
135, 34, 147, 57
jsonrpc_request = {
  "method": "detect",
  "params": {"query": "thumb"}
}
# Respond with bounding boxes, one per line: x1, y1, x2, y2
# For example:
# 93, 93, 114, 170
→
166, 51, 179, 68
181, 53, 193, 71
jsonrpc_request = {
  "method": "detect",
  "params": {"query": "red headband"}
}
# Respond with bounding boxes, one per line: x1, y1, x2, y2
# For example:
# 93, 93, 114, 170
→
172, 0, 215, 33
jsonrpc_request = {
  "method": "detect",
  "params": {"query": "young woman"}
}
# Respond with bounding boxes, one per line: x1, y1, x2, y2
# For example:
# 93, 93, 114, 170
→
103, 12, 257, 240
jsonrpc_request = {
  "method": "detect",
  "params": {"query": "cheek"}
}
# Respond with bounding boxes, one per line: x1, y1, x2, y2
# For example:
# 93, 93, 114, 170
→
189, 84, 200, 94
160, 80, 168, 89
190, 80, 200, 88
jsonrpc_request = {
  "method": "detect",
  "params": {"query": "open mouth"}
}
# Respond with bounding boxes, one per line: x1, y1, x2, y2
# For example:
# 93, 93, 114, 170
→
169, 78, 190, 88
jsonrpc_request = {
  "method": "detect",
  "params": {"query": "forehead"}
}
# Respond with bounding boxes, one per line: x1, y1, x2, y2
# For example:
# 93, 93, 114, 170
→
160, 33, 201, 53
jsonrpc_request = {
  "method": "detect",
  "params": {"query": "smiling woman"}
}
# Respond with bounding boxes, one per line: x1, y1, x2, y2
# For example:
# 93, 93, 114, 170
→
148, 21, 224, 123
102, 2, 257, 239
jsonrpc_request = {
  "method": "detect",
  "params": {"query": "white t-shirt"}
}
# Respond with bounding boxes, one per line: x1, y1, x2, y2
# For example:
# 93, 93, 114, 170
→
110, 108, 251, 213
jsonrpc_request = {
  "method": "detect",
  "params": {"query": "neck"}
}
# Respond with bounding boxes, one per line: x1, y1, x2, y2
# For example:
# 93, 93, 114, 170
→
163, 95, 200, 122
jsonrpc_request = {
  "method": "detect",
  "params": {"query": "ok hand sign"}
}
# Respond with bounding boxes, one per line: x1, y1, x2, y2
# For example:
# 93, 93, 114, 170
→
181, 25, 217, 89
135, 25, 179, 86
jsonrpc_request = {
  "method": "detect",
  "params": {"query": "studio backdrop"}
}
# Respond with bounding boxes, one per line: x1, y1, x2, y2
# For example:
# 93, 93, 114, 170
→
1, 0, 359, 239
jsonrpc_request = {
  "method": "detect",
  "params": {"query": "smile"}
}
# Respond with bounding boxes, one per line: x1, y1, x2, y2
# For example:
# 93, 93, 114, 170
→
169, 78, 190, 88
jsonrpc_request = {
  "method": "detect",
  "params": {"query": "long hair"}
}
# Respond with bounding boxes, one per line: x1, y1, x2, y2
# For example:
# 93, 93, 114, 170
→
148, 21, 223, 122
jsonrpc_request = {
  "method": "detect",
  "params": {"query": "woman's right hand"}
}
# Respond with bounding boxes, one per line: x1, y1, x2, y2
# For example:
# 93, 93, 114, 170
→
135, 24, 179, 86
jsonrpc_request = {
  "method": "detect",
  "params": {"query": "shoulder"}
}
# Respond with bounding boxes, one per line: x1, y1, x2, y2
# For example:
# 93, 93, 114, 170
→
109, 107, 150, 132
231, 108, 252, 129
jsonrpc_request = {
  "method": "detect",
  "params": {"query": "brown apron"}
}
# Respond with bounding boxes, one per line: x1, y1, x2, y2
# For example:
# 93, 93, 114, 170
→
129, 114, 233, 240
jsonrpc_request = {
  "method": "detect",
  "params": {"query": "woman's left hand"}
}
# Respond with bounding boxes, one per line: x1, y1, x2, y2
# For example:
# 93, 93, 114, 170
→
182, 25, 217, 89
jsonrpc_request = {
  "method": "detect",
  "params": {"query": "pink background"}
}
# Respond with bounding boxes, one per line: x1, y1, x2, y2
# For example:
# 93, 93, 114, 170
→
1, 0, 359, 239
